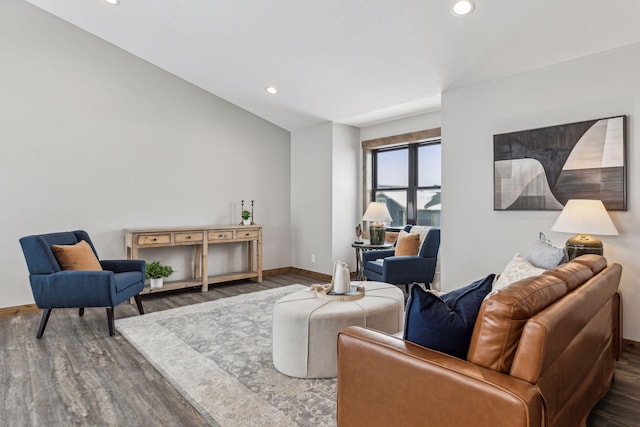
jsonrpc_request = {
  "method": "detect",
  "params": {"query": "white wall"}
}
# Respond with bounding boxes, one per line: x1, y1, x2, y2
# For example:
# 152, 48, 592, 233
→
290, 123, 334, 273
332, 124, 361, 269
290, 122, 360, 275
441, 42, 640, 340
1, 0, 291, 308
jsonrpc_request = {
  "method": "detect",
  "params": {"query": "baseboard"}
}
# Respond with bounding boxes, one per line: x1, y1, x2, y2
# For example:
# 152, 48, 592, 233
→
622, 339, 640, 356
0, 303, 40, 319
285, 267, 332, 282
262, 267, 292, 276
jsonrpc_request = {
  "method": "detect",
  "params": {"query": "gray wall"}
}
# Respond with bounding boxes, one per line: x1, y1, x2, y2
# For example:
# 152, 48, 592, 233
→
441, 42, 640, 340
1, 0, 291, 307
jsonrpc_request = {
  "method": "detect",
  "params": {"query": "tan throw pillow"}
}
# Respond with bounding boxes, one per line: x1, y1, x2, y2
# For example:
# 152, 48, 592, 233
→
395, 232, 421, 256
52, 240, 103, 271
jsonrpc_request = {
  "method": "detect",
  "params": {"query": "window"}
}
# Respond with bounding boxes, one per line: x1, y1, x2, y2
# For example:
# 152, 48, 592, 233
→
371, 140, 441, 228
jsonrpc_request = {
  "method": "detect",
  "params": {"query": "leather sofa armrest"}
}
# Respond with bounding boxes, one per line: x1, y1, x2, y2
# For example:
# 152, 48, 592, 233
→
337, 326, 542, 427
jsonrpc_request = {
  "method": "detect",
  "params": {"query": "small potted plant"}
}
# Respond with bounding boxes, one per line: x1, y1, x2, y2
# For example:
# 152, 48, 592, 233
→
145, 261, 174, 288
241, 209, 252, 225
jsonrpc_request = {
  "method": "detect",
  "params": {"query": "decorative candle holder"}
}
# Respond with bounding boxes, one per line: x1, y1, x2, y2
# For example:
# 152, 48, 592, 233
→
251, 200, 255, 225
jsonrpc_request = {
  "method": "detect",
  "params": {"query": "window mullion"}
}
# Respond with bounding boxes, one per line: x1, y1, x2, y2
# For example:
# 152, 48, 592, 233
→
406, 144, 417, 224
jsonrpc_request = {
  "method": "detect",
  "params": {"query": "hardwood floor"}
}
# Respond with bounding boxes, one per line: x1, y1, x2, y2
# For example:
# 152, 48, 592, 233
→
588, 348, 640, 427
1, 273, 638, 426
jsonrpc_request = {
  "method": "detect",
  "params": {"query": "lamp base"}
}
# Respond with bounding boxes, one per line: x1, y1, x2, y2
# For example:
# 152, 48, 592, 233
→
369, 224, 386, 245
565, 234, 603, 260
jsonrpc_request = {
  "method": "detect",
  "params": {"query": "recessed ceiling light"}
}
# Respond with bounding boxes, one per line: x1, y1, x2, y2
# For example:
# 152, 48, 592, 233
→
266, 86, 278, 95
452, 0, 475, 16
104, 0, 119, 5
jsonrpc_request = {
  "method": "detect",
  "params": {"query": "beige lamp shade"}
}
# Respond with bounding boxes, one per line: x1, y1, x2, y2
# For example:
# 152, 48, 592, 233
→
551, 199, 618, 236
362, 202, 392, 224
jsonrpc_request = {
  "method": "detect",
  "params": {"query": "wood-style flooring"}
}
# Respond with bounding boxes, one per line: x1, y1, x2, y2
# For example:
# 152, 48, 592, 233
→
1, 273, 638, 426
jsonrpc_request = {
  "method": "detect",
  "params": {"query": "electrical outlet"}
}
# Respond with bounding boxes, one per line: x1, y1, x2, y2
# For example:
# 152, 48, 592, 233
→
311, 254, 316, 263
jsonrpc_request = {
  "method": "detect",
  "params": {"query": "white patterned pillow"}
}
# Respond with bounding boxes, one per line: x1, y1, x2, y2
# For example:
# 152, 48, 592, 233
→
493, 253, 545, 291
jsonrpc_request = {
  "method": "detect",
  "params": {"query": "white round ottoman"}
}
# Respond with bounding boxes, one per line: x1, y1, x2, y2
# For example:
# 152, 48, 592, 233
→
272, 281, 404, 378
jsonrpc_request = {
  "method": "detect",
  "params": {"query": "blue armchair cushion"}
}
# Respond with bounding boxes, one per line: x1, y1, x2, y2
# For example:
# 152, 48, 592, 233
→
52, 240, 103, 271
403, 274, 495, 359
114, 272, 144, 293
361, 249, 395, 264
366, 260, 385, 275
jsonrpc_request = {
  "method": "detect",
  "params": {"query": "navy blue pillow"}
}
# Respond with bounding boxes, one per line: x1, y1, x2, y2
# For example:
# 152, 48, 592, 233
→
403, 274, 495, 359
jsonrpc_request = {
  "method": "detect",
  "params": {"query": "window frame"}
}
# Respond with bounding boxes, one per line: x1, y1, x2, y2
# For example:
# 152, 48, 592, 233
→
362, 128, 441, 228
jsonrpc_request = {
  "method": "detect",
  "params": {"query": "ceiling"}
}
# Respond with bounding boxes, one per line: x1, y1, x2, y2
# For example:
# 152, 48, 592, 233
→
25, 0, 640, 131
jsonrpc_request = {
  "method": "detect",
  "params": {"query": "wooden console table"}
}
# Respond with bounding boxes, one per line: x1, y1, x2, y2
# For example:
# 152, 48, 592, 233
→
124, 225, 262, 296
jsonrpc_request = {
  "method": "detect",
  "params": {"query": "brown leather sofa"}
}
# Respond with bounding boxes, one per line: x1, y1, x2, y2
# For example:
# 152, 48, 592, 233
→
337, 255, 622, 427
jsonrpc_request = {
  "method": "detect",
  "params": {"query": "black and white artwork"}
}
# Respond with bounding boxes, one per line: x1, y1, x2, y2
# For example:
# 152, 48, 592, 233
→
494, 116, 626, 211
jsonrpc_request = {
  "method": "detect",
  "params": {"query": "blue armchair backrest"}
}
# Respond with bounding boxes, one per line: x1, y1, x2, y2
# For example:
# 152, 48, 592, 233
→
419, 228, 440, 258
402, 225, 441, 258
19, 230, 99, 275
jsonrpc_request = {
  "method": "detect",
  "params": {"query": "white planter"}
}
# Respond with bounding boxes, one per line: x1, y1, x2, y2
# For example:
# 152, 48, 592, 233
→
150, 278, 164, 288
243, 219, 251, 225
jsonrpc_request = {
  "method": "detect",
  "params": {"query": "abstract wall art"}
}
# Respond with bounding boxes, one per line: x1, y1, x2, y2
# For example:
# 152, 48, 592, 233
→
494, 116, 626, 211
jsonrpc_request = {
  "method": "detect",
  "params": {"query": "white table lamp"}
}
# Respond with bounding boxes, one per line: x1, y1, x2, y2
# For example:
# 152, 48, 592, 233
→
551, 199, 618, 259
362, 202, 392, 245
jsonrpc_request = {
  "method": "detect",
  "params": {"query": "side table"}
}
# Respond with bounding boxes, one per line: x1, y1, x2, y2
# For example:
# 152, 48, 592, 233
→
352, 241, 393, 281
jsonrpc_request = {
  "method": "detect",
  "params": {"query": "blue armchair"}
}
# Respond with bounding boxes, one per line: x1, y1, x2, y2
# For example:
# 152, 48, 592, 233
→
19, 230, 145, 338
362, 226, 440, 291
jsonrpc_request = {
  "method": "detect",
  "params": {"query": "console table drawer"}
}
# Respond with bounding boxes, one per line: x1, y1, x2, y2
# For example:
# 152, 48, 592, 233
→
137, 234, 171, 246
236, 229, 259, 239
208, 231, 234, 241
175, 232, 204, 243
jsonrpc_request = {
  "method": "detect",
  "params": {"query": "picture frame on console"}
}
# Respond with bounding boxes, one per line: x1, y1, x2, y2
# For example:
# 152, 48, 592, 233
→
493, 115, 627, 211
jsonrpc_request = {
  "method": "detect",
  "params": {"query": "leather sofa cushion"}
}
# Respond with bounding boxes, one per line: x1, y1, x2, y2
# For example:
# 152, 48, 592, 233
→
543, 261, 593, 291
572, 254, 608, 275
467, 274, 567, 373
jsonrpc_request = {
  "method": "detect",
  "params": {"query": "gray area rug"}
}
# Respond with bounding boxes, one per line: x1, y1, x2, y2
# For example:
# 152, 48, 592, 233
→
115, 285, 337, 427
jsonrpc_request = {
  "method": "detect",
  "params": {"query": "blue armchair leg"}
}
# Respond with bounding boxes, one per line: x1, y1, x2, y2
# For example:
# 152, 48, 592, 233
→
79, 307, 84, 317
36, 308, 52, 339
134, 294, 144, 315
106, 307, 115, 336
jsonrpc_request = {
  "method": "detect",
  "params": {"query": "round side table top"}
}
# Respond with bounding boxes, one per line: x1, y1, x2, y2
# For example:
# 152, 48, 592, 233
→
351, 242, 393, 249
